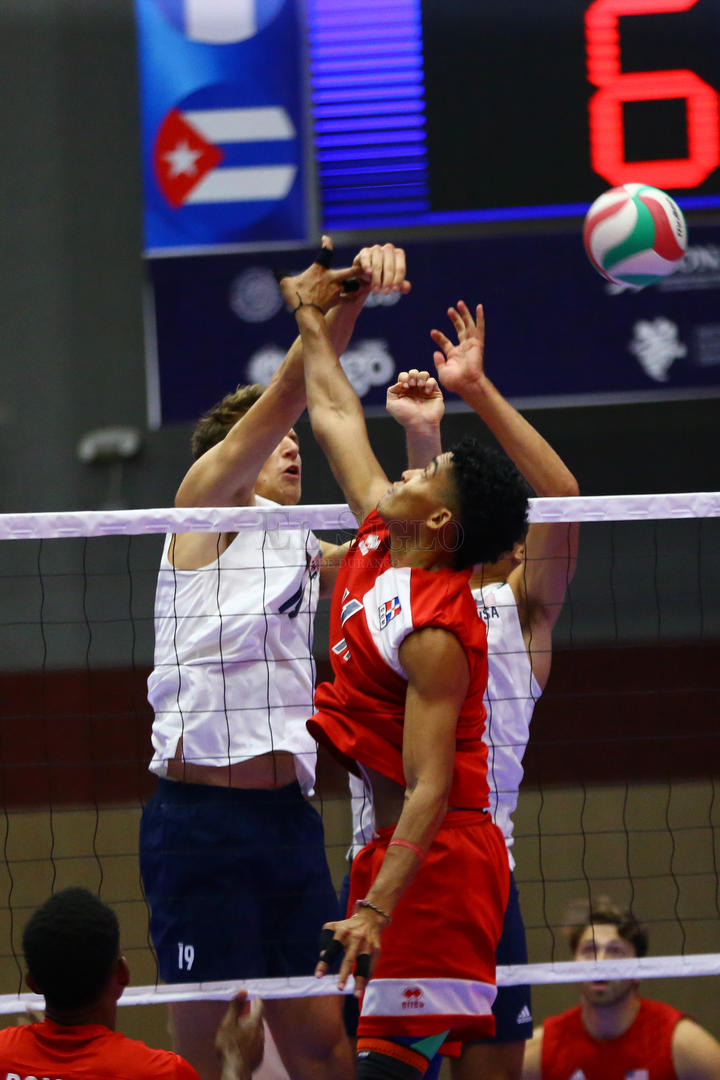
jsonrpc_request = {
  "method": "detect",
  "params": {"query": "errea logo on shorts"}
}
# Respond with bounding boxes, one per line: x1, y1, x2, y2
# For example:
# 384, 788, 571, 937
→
401, 986, 425, 1009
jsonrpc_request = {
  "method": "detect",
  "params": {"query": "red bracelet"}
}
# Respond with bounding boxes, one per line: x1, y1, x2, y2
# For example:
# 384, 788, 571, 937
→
388, 838, 426, 860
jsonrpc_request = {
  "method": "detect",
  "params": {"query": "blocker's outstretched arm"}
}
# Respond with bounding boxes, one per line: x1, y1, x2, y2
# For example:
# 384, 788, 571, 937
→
278, 240, 411, 523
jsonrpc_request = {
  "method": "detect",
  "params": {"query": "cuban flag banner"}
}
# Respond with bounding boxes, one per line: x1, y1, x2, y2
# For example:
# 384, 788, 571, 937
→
135, 0, 308, 253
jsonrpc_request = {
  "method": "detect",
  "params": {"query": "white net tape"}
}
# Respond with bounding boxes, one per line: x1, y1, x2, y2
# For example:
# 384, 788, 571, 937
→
2, 956, 720, 1014
0, 492, 719, 540
0, 492, 718, 1013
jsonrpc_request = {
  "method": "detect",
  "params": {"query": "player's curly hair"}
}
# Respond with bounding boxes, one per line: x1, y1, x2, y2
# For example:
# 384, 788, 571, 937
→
448, 437, 530, 570
22, 887, 120, 1010
191, 383, 266, 460
568, 905, 649, 958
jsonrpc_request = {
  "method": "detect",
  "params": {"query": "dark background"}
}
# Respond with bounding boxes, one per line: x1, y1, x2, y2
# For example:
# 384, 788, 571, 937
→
422, 0, 720, 209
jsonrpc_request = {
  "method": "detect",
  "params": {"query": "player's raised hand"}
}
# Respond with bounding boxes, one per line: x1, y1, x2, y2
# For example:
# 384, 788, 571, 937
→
430, 301, 487, 396
386, 369, 445, 430
278, 236, 358, 315
353, 242, 412, 295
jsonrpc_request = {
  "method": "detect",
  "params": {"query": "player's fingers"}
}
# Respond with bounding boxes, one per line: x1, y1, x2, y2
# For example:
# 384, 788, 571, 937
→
337, 939, 360, 990
380, 244, 397, 292
456, 300, 475, 329
382, 243, 406, 291
331, 265, 361, 285
353, 952, 374, 997
228, 989, 251, 1018
424, 376, 439, 393
432, 350, 446, 369
314, 236, 334, 269
369, 245, 385, 290
475, 303, 485, 338
430, 328, 451, 351
447, 306, 464, 335
352, 248, 373, 280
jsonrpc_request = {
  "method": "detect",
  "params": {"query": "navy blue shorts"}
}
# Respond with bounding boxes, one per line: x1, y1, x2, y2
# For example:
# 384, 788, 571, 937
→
139, 778, 340, 983
486, 872, 533, 1043
340, 869, 532, 1045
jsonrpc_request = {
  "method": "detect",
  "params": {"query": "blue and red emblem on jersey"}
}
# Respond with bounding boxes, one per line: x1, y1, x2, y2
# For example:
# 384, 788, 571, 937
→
378, 596, 402, 630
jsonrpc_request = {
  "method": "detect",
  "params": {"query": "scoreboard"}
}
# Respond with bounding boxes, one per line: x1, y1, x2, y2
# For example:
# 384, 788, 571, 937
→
136, 0, 720, 252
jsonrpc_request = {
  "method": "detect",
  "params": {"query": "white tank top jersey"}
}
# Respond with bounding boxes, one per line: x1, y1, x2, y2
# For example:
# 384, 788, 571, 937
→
147, 495, 322, 795
475, 580, 541, 871
349, 579, 541, 870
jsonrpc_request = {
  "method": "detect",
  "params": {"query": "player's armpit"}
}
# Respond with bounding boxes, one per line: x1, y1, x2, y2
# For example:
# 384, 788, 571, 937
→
317, 539, 352, 597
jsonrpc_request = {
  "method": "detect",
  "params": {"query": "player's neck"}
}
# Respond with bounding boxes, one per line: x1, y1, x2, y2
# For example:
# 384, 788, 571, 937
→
387, 523, 455, 571
44, 1001, 117, 1030
389, 540, 454, 571
581, 991, 641, 1041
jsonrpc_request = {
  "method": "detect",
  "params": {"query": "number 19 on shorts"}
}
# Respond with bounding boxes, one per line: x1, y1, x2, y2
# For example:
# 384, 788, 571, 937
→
178, 941, 195, 971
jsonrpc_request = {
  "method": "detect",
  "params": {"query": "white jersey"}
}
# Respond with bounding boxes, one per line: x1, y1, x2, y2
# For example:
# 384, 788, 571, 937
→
475, 580, 541, 870
349, 579, 541, 868
147, 496, 322, 794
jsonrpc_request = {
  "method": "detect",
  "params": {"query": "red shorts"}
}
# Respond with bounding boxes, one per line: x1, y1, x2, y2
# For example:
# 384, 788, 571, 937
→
350, 810, 509, 1043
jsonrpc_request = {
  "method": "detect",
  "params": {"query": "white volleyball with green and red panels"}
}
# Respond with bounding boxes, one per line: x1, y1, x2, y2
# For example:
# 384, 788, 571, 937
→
583, 183, 688, 288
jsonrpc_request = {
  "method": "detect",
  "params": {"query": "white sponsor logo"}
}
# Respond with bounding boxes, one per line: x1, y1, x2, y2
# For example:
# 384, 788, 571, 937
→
516, 1004, 532, 1024
341, 340, 395, 397
628, 318, 687, 382
246, 341, 395, 399
230, 268, 284, 323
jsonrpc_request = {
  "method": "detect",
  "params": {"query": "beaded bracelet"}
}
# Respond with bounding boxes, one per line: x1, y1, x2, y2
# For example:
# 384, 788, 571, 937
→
388, 838, 426, 860
352, 898, 392, 924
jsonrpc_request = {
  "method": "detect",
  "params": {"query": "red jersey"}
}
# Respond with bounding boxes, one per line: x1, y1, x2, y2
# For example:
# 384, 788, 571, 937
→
308, 511, 490, 808
0, 1018, 200, 1080
541, 998, 685, 1080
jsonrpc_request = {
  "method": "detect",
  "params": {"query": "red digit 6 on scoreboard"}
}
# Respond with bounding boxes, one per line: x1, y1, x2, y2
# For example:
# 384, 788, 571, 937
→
585, 0, 720, 188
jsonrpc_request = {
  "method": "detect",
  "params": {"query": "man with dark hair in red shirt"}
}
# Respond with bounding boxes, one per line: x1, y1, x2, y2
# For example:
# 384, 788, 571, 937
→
0, 888, 264, 1080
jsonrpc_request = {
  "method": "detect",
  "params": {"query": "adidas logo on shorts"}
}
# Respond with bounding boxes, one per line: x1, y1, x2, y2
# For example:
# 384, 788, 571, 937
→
516, 1005, 533, 1024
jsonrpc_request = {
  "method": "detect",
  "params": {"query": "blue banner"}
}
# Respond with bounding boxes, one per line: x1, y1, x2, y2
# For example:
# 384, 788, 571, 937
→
135, 0, 309, 253
146, 229, 720, 426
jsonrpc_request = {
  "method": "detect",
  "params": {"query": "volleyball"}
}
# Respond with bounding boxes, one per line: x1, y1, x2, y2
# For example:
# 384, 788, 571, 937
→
583, 183, 687, 288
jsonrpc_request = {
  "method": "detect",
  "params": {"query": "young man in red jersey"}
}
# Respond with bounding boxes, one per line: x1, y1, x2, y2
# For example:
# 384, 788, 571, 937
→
522, 907, 720, 1080
0, 888, 264, 1080
277, 242, 530, 1080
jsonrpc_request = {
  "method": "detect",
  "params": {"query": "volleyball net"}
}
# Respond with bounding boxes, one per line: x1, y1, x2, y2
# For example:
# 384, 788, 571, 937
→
0, 493, 719, 1017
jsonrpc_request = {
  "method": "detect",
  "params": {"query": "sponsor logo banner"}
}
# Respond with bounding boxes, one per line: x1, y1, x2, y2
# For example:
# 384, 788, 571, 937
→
147, 228, 720, 425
